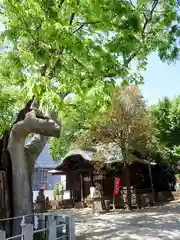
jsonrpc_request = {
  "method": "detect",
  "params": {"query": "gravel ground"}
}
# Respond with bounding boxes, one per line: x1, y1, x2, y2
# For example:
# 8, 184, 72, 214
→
56, 202, 180, 240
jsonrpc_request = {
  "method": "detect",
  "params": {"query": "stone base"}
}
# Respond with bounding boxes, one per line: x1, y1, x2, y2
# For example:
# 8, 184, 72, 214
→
92, 198, 109, 213
156, 191, 174, 202
34, 202, 46, 213
104, 200, 111, 211
85, 198, 94, 208
93, 200, 103, 213
74, 201, 85, 209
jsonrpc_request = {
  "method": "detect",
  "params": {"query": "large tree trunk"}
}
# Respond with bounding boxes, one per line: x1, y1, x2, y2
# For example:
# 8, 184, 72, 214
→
5, 100, 60, 236
8, 136, 33, 235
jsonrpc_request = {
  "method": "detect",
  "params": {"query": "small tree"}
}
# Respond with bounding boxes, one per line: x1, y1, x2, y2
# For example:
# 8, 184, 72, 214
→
53, 182, 60, 200
80, 86, 153, 210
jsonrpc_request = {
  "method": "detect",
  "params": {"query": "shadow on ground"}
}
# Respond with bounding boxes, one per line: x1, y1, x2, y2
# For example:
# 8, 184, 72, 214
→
56, 202, 180, 240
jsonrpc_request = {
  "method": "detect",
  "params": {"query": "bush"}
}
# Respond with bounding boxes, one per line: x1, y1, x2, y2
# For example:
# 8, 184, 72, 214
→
53, 182, 60, 199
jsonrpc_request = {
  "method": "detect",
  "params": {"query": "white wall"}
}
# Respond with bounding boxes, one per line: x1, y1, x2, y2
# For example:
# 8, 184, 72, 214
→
60, 175, 66, 187
33, 190, 70, 201
33, 175, 68, 201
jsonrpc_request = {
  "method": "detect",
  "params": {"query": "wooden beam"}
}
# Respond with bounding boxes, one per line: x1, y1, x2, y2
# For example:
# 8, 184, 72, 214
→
80, 173, 84, 202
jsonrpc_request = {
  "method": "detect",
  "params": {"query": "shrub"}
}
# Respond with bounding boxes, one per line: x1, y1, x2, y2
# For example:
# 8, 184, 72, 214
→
53, 182, 60, 199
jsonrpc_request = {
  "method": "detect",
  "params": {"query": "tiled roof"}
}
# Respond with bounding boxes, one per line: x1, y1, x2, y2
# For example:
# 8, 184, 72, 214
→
63, 149, 93, 162
62, 143, 123, 164
56, 143, 156, 170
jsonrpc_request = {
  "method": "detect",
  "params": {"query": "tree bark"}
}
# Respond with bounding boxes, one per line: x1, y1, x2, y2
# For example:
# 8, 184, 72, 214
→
8, 134, 33, 235
6, 103, 60, 236
25, 134, 48, 177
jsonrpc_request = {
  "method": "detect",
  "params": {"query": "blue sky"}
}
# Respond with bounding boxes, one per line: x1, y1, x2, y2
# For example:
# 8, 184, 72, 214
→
140, 52, 180, 105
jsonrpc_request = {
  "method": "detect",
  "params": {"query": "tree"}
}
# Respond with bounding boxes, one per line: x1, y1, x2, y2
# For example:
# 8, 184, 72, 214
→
48, 0, 180, 161
1, 0, 180, 107
76, 86, 153, 210
149, 96, 180, 168
0, 0, 179, 233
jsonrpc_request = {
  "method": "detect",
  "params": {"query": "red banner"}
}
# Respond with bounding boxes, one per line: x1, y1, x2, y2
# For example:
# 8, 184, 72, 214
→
113, 177, 120, 196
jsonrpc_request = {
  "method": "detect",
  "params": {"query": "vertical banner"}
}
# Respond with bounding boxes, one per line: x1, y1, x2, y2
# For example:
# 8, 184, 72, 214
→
113, 177, 120, 196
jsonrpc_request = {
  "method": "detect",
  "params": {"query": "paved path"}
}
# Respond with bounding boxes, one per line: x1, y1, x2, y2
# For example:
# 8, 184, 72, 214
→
56, 202, 180, 240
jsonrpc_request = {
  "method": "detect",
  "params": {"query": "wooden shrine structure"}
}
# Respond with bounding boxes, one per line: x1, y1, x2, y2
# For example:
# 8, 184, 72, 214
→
52, 148, 175, 208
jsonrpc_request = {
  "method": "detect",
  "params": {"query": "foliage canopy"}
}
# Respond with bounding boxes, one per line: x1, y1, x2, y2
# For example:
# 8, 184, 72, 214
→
76, 86, 153, 162
0, 0, 180, 153
149, 96, 180, 167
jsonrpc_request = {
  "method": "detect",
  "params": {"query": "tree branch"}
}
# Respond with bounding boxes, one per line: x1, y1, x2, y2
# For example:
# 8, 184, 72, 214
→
69, 12, 75, 25
128, 0, 135, 8
40, 64, 48, 76
48, 58, 62, 78
59, 0, 66, 8
73, 21, 101, 33
19, 94, 62, 172
11, 109, 60, 138
142, 0, 159, 38
125, 0, 159, 65
25, 134, 48, 169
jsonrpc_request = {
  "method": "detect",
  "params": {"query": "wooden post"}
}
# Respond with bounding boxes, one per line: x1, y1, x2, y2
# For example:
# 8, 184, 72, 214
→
0, 230, 5, 240
112, 193, 116, 210
124, 161, 132, 210
68, 173, 73, 201
80, 172, 84, 202
47, 215, 57, 240
148, 161, 155, 205
23, 224, 33, 240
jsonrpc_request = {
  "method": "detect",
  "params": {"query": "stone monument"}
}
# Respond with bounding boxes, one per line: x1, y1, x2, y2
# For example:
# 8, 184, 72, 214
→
34, 189, 46, 213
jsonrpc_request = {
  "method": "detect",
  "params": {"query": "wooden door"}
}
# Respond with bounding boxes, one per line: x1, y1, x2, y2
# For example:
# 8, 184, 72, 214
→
73, 174, 81, 202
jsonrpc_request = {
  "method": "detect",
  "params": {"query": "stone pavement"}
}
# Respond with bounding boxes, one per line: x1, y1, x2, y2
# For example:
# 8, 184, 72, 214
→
56, 202, 180, 240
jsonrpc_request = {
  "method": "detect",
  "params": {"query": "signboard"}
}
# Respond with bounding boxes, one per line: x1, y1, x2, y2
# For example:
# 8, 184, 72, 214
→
93, 175, 103, 181
113, 177, 120, 196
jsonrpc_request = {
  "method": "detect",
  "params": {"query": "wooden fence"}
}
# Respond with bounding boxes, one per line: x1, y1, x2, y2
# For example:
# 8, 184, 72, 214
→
0, 213, 75, 240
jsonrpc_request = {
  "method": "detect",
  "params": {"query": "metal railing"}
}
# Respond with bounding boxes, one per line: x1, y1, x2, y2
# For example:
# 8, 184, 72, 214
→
0, 213, 75, 240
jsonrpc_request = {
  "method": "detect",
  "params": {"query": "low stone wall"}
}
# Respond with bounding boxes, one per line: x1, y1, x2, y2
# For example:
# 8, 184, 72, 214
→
114, 191, 175, 207
48, 190, 179, 211
33, 190, 71, 201
50, 199, 74, 210
156, 191, 173, 202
